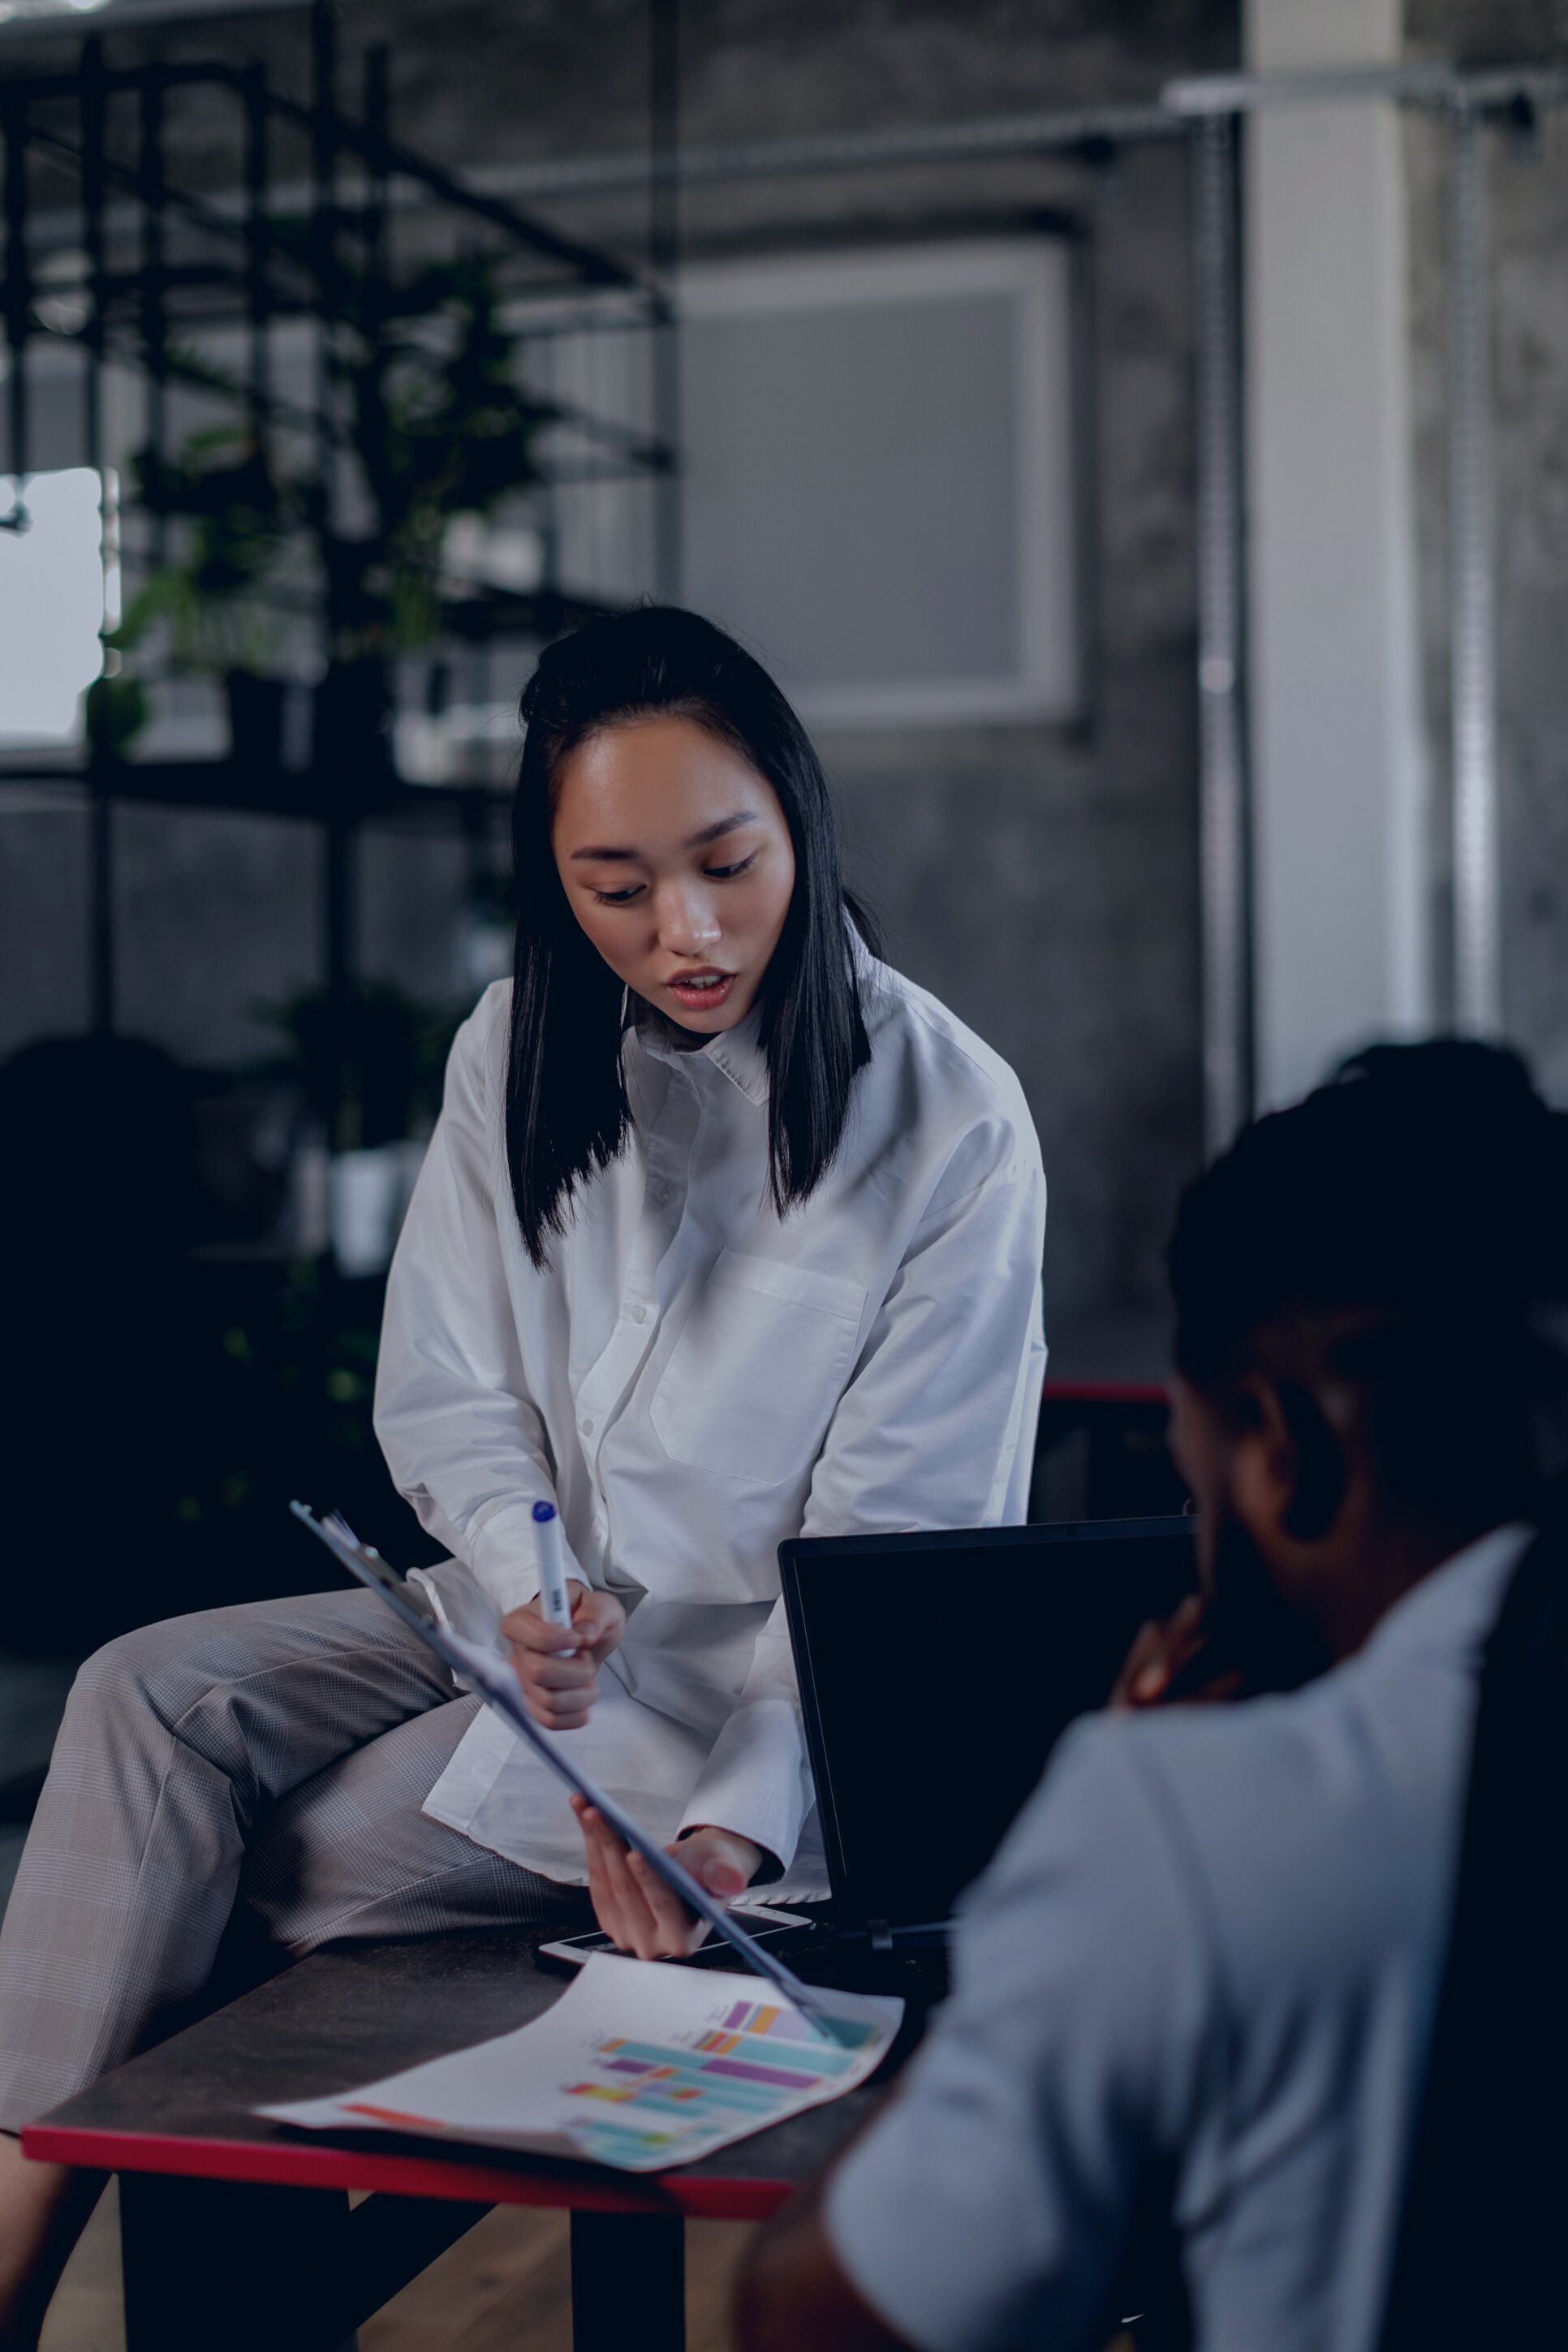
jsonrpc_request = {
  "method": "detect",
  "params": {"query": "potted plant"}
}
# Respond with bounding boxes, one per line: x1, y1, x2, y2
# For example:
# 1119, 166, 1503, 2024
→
255, 980, 459, 1272
108, 426, 298, 771
311, 253, 562, 773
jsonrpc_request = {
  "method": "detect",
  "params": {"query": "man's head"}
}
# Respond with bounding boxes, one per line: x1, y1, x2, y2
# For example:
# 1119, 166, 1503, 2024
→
1166, 1040, 1568, 1665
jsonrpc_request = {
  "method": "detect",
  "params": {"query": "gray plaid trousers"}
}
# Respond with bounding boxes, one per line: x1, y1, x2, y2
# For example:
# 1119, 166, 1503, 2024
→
0, 1587, 587, 2131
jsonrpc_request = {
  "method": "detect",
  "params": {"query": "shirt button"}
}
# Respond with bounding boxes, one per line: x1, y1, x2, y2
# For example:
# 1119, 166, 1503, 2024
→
582, 1416, 596, 1437
631, 1303, 648, 1324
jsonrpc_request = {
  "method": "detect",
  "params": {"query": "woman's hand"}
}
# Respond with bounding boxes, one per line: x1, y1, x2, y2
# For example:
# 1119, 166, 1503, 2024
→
502, 1582, 626, 1731
572, 1795, 763, 1959
1109, 1592, 1245, 1712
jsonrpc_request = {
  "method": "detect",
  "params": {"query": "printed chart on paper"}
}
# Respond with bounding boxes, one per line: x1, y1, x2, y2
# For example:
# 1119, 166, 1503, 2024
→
262, 1954, 902, 2173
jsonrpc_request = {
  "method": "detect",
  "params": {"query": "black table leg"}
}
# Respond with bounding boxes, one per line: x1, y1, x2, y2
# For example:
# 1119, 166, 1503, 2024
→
571, 2210, 685, 2352
120, 2173, 356, 2352
118, 2172, 488, 2352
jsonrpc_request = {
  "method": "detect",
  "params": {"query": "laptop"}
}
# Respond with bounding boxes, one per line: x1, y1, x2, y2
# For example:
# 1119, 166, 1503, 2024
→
778, 1515, 1198, 1986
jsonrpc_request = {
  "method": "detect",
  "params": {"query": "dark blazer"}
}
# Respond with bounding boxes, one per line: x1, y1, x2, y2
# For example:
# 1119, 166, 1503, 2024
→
1379, 1523, 1568, 2350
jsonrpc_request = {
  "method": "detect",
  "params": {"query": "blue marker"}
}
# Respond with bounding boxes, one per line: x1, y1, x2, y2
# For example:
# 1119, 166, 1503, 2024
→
532, 1499, 576, 1652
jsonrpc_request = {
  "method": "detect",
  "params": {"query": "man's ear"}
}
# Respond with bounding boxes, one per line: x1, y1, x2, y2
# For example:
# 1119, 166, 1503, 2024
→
1230, 1373, 1349, 1549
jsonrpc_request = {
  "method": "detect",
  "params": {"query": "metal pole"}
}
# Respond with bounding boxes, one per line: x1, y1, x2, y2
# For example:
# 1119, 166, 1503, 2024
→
648, 0, 681, 601
1191, 114, 1252, 1153
2, 88, 32, 525
312, 0, 355, 1153
82, 37, 115, 1036
139, 71, 168, 568
362, 43, 390, 282
243, 62, 272, 453
1447, 101, 1501, 1036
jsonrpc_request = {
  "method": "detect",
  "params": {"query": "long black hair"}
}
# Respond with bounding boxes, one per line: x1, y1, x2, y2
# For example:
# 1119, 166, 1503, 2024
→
505, 605, 877, 1267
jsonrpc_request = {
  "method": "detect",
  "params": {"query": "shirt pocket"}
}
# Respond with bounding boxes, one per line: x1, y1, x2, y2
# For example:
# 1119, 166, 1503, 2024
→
650, 1248, 867, 1488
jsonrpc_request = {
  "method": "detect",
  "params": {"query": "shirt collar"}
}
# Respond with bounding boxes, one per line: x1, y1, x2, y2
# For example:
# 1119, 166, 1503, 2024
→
627, 997, 769, 1108
700, 1004, 769, 1105
1360, 1520, 1534, 1667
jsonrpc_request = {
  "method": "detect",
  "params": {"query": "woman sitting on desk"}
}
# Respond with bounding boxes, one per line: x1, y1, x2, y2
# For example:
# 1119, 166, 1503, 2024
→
0, 605, 1045, 2346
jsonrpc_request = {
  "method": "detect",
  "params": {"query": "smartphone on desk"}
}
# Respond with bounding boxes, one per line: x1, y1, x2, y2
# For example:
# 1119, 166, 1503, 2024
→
536, 1908, 815, 1975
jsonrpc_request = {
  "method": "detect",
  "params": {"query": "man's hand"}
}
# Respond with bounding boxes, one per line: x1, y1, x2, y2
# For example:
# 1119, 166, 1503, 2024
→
1109, 1591, 1244, 1711
571, 1796, 763, 1958
502, 1581, 625, 1732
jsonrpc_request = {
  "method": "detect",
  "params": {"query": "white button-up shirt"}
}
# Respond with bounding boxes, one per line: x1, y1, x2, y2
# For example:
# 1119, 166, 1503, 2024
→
373, 952, 1046, 1898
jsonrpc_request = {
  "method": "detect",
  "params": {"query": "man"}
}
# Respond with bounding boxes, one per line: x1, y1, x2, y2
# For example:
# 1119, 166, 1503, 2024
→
736, 1040, 1568, 2352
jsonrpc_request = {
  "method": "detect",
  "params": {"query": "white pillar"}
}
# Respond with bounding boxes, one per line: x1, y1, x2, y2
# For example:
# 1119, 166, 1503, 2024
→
1245, 0, 1429, 1106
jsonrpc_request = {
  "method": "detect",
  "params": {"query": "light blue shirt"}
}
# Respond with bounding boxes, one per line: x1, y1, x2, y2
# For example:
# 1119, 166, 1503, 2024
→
826, 1524, 1530, 2352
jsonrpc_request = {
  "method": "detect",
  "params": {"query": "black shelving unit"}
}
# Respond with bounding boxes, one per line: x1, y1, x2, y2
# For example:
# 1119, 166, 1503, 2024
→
0, 0, 680, 1066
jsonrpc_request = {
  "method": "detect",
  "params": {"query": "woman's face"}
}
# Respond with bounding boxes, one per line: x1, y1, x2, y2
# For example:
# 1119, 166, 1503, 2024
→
550, 714, 797, 1035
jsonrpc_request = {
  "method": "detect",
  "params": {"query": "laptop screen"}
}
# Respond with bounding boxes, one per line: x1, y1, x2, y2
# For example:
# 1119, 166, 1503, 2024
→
780, 1517, 1199, 1934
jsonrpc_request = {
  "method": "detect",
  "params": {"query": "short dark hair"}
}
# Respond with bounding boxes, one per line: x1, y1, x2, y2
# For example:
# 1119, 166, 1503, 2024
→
505, 605, 877, 1267
1168, 1040, 1568, 1520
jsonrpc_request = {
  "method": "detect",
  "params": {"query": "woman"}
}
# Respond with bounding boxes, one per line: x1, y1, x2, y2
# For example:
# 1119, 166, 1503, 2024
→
0, 606, 1045, 2344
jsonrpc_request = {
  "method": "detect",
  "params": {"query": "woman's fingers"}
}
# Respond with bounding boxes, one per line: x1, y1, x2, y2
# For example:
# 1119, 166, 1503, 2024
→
510, 1655, 598, 1730
501, 1596, 603, 1728
588, 1811, 674, 1958
628, 1850, 707, 1956
502, 1600, 579, 1655
677, 1826, 760, 1902
574, 1799, 631, 1949
571, 1799, 703, 1959
572, 1587, 627, 1663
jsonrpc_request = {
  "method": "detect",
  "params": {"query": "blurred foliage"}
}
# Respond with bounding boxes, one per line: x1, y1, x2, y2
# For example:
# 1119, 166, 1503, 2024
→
253, 979, 459, 1149
318, 251, 561, 657
113, 429, 296, 678
163, 1263, 441, 1604
84, 671, 149, 758
112, 254, 558, 703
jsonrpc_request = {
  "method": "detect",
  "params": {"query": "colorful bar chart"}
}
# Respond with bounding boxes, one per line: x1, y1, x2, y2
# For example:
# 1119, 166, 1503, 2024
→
264, 1956, 902, 2174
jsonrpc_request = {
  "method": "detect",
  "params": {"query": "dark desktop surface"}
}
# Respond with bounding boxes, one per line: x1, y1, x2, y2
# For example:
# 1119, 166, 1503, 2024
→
784, 1518, 1200, 1936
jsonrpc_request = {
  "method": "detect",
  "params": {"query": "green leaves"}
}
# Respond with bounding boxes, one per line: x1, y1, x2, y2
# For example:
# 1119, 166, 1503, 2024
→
117, 253, 558, 678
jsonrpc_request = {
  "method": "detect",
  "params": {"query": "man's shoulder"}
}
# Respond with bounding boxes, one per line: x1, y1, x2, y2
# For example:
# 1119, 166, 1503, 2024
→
1008, 1654, 1472, 1992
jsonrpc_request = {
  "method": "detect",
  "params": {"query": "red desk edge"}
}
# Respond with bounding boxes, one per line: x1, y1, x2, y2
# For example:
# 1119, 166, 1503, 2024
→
21, 2119, 792, 2223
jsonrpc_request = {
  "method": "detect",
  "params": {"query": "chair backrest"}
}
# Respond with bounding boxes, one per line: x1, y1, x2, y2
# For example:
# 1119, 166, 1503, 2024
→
1378, 1527, 1568, 2350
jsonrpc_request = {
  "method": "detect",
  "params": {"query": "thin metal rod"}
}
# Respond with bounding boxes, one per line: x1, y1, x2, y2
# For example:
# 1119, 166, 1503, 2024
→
243, 62, 272, 449
3, 90, 32, 519
1447, 102, 1501, 1035
88, 785, 115, 1036
1192, 114, 1252, 1154
1166, 60, 1568, 117
648, 0, 681, 601
81, 41, 106, 472
310, 0, 338, 587
311, 0, 355, 1153
138, 71, 167, 567
361, 43, 390, 283
475, 101, 1183, 208
82, 37, 115, 1038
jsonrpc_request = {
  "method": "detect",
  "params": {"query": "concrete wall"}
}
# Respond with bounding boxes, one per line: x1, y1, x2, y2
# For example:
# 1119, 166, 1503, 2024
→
1404, 0, 1568, 1095
0, 0, 1239, 1365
